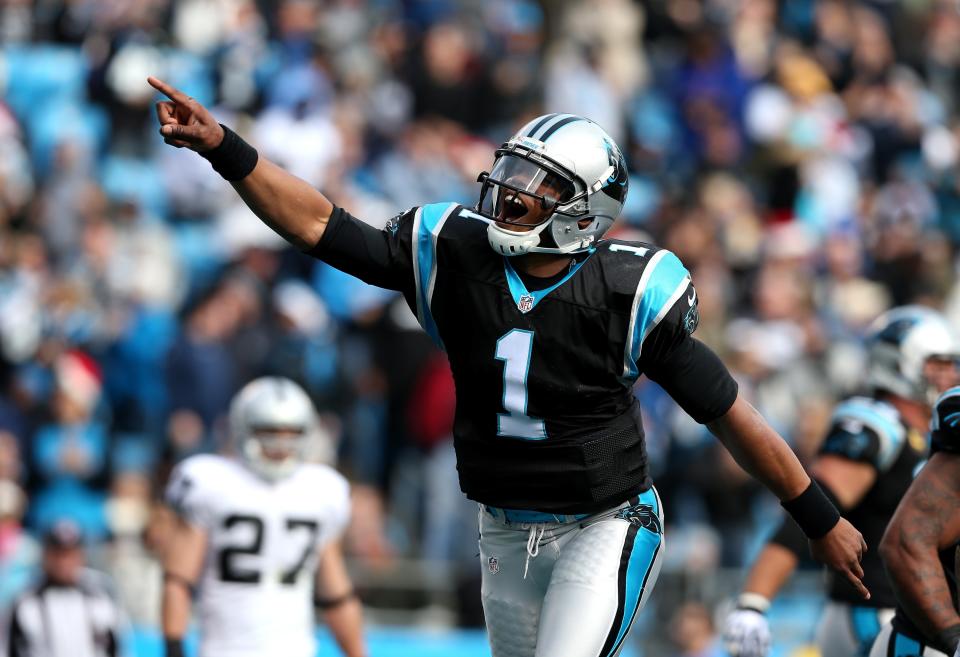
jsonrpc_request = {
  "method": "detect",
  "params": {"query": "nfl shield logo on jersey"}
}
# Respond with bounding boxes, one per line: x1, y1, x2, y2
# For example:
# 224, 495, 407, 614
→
488, 556, 500, 574
517, 294, 534, 314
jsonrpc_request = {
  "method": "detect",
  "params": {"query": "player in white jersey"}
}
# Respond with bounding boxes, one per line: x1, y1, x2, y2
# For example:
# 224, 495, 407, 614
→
160, 377, 366, 657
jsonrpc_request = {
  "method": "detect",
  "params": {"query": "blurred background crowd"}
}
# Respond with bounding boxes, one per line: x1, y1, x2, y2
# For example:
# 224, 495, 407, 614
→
2, 0, 960, 655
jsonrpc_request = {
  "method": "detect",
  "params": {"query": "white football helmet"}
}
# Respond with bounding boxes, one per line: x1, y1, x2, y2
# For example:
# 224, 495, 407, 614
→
473, 113, 629, 256
866, 306, 960, 404
229, 377, 321, 481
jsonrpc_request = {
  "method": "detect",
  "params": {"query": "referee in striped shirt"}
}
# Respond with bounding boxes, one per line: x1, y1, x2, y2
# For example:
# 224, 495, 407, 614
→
6, 520, 125, 657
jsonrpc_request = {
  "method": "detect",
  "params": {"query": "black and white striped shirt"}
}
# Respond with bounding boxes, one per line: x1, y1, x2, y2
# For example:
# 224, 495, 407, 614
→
6, 572, 123, 657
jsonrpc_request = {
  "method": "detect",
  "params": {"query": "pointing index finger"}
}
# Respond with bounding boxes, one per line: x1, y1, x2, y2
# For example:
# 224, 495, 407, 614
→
148, 76, 190, 105
847, 569, 871, 600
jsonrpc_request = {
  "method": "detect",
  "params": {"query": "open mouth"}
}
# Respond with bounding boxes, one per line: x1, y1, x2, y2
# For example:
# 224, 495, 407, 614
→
499, 193, 528, 222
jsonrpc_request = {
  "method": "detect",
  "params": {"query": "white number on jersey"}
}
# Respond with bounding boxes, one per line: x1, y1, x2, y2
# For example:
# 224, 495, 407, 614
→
609, 244, 649, 257
495, 329, 547, 440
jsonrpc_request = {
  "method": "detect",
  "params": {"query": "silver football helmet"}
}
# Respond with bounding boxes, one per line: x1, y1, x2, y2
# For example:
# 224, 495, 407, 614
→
473, 114, 629, 256
866, 305, 960, 404
229, 377, 321, 481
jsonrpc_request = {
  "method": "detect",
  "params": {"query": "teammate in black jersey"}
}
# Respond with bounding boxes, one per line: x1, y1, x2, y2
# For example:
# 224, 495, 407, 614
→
724, 306, 960, 657
149, 76, 868, 657
866, 387, 960, 657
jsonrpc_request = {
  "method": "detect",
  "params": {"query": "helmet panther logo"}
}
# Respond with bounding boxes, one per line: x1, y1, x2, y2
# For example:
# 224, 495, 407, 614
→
602, 138, 621, 182
600, 137, 628, 203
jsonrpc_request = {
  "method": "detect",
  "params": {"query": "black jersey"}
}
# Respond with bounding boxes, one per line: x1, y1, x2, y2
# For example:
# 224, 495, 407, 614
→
816, 396, 928, 607
310, 202, 738, 513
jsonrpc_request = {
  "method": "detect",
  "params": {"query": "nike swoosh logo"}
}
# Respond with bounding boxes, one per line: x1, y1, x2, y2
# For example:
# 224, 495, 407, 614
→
687, 289, 697, 307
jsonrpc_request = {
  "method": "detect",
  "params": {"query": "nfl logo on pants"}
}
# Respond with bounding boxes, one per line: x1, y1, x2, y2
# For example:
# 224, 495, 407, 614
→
488, 557, 500, 574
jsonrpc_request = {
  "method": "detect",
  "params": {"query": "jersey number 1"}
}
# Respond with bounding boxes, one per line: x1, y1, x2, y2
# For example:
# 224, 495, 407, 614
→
496, 329, 546, 440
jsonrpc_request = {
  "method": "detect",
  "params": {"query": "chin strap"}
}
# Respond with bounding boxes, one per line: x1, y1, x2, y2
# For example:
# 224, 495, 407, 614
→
488, 220, 552, 256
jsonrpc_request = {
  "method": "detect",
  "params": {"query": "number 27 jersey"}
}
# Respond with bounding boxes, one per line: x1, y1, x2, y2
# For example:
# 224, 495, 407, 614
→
313, 202, 703, 514
164, 455, 350, 657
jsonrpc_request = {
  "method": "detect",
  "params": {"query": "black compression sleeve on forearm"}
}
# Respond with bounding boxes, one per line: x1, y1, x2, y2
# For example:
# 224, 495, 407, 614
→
781, 478, 841, 539
198, 124, 258, 181
644, 338, 739, 423
771, 477, 842, 553
305, 206, 407, 293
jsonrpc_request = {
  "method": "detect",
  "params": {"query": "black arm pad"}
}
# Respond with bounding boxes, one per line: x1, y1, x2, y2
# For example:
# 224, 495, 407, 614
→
644, 338, 739, 424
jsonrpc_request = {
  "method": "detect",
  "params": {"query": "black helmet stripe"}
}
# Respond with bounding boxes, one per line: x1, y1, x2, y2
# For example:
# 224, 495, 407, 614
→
525, 113, 561, 138
529, 113, 577, 140
540, 116, 582, 142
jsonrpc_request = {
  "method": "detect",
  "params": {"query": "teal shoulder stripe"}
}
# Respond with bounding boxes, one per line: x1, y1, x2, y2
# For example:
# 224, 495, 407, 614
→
622, 250, 690, 381
833, 399, 906, 470
412, 202, 457, 349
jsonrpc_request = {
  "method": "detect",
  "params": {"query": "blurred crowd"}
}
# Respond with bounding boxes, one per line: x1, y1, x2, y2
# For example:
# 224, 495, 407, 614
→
3, 0, 960, 650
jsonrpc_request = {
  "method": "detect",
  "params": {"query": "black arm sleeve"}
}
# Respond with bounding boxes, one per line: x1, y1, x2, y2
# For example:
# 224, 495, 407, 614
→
769, 477, 842, 557
637, 279, 737, 423
306, 206, 416, 296
643, 336, 739, 424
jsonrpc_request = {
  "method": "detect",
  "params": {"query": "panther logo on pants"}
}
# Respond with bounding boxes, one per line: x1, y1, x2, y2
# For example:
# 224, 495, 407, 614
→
615, 504, 662, 535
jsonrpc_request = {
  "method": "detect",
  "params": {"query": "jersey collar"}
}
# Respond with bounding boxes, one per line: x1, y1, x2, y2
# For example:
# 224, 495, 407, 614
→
503, 252, 592, 314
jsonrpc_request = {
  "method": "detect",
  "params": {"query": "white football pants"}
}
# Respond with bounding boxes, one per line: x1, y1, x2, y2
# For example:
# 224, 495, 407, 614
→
868, 622, 948, 657
477, 487, 664, 657
815, 602, 894, 657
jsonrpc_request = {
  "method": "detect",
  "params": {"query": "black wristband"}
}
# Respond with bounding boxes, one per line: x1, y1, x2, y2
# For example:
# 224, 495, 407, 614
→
164, 638, 185, 657
781, 480, 841, 539
933, 625, 960, 654
199, 124, 258, 181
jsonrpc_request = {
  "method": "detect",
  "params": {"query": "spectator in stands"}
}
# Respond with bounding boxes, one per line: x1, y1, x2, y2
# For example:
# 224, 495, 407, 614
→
26, 350, 111, 541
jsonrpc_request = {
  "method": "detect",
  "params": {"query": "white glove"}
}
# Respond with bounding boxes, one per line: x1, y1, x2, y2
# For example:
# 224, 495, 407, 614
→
722, 606, 771, 657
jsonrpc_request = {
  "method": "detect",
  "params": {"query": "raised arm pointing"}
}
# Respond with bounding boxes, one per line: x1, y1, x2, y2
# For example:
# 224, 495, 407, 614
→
148, 76, 334, 250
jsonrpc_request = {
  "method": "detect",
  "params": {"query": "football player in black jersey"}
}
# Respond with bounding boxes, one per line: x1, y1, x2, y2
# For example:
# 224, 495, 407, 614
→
866, 386, 960, 657
149, 76, 868, 657
724, 306, 960, 657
